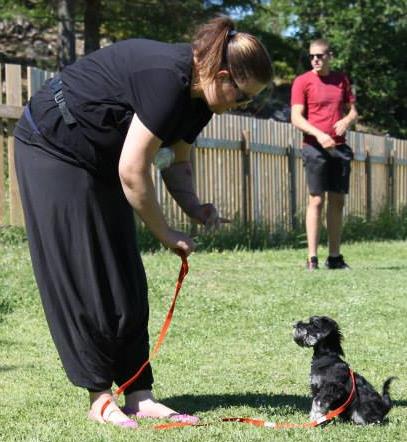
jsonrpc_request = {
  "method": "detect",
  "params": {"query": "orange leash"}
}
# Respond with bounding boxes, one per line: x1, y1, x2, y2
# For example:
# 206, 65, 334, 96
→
100, 253, 357, 431
100, 252, 189, 418
223, 369, 357, 430
151, 369, 357, 431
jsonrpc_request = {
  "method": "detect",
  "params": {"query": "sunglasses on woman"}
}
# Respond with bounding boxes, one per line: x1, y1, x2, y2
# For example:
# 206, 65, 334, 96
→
229, 74, 255, 104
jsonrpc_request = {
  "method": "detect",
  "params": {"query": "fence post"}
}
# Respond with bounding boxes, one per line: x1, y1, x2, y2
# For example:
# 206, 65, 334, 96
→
385, 136, 395, 212
6, 64, 25, 226
365, 147, 372, 220
0, 119, 4, 225
0, 62, 4, 223
190, 142, 198, 236
287, 144, 297, 230
0, 64, 6, 225
240, 129, 251, 226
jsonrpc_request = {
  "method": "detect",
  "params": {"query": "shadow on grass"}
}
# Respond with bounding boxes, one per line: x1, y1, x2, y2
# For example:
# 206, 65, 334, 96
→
162, 392, 310, 414
0, 365, 19, 372
394, 400, 407, 407
373, 266, 407, 271
0, 340, 26, 350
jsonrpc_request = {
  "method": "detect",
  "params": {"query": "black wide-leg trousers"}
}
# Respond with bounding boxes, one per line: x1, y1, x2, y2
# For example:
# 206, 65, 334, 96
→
14, 135, 153, 393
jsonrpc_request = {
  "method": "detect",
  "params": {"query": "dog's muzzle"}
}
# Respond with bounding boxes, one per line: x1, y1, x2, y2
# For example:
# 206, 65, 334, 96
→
293, 322, 309, 347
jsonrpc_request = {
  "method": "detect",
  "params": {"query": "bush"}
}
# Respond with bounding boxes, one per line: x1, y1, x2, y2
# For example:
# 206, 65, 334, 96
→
1, 206, 406, 253
0, 225, 27, 245
0, 295, 13, 323
343, 207, 407, 242
135, 206, 407, 253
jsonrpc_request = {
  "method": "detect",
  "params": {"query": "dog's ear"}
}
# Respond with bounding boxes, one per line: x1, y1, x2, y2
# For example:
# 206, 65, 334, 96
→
325, 318, 344, 355
310, 316, 343, 344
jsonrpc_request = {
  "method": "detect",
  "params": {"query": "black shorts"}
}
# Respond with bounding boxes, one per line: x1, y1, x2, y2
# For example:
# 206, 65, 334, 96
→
301, 143, 353, 195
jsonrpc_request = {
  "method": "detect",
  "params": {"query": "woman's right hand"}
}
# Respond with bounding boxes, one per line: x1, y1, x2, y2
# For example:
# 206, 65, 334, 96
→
161, 228, 196, 257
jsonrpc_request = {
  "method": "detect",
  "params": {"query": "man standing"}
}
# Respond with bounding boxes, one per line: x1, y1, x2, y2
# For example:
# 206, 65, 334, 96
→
291, 39, 358, 270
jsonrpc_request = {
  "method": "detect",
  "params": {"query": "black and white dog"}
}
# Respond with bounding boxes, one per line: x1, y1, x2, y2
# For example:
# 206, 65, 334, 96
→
293, 316, 396, 425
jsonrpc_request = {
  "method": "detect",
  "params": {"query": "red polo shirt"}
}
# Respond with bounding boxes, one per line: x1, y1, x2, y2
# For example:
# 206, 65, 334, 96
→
291, 70, 355, 146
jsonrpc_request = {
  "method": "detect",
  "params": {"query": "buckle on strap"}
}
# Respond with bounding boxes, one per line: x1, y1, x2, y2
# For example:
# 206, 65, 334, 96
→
54, 90, 64, 105
49, 76, 77, 126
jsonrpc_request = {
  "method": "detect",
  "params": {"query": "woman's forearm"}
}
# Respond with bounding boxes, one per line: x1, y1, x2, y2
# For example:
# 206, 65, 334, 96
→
161, 161, 200, 217
120, 170, 171, 243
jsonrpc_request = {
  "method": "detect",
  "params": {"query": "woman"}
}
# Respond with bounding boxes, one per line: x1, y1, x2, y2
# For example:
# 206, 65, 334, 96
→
14, 15, 272, 428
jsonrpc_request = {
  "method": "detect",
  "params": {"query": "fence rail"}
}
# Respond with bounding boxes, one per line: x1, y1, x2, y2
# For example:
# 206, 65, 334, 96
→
1, 63, 407, 231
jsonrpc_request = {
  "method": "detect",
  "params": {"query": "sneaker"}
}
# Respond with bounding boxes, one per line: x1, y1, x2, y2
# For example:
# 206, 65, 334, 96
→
306, 256, 319, 271
325, 254, 350, 270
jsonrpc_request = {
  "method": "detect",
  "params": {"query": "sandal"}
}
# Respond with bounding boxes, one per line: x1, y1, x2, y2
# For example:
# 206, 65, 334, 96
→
121, 406, 199, 424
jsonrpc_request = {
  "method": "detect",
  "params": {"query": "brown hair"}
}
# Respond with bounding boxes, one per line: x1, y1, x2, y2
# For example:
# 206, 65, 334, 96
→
192, 15, 273, 87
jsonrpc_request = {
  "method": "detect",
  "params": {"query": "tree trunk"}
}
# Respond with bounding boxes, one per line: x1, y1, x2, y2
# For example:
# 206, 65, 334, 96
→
84, 0, 101, 54
56, 0, 76, 70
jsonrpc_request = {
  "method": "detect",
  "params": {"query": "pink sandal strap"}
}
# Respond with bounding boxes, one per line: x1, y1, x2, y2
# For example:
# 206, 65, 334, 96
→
121, 406, 199, 424
99, 404, 138, 429
167, 413, 200, 424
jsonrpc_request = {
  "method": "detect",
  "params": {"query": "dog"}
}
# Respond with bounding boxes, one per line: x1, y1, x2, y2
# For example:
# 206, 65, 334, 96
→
293, 316, 396, 425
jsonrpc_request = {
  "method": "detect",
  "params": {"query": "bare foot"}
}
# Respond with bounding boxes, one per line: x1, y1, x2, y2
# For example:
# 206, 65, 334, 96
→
124, 390, 177, 418
88, 391, 138, 428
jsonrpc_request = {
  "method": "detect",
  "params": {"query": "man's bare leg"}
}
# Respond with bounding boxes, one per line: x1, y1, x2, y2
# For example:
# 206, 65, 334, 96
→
326, 192, 345, 257
306, 193, 325, 259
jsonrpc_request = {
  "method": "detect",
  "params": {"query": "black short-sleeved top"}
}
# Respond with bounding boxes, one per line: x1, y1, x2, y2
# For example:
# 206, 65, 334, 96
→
15, 39, 212, 179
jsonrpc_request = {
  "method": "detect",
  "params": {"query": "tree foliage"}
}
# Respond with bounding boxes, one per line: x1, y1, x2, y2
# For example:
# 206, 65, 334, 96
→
267, 0, 407, 137
1, 0, 405, 137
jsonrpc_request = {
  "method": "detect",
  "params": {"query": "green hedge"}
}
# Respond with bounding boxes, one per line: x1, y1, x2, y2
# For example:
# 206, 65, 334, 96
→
1, 205, 406, 252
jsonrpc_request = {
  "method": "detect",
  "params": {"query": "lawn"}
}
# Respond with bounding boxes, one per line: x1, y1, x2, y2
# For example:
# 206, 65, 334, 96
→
0, 241, 406, 441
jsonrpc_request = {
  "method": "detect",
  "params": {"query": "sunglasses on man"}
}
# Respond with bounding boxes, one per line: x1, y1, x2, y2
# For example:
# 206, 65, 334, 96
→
308, 53, 329, 61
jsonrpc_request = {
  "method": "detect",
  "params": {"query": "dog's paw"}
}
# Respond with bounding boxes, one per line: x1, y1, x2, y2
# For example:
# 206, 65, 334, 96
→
310, 410, 325, 421
310, 401, 325, 421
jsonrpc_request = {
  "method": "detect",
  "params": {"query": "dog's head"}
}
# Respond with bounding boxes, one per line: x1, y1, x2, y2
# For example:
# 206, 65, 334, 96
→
293, 316, 344, 355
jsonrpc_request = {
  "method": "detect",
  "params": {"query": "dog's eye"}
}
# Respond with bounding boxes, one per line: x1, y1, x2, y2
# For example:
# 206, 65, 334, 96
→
312, 318, 322, 328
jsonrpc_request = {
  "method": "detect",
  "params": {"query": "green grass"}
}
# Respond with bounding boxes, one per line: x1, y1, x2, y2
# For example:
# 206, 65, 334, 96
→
1, 241, 406, 441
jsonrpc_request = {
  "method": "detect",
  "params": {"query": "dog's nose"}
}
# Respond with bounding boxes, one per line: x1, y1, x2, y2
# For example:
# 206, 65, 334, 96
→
292, 321, 300, 328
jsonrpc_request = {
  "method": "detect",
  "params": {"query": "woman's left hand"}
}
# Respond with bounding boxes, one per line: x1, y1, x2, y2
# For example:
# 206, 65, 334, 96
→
190, 203, 230, 229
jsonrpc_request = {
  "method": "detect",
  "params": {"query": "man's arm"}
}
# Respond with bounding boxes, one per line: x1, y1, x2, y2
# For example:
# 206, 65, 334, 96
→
333, 103, 358, 137
291, 104, 336, 148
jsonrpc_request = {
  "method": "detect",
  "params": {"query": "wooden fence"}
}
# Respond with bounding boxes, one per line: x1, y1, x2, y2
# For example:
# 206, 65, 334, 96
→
1, 63, 407, 231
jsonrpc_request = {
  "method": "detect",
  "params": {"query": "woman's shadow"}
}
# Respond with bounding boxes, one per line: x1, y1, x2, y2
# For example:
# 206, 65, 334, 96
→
162, 392, 311, 415
162, 393, 407, 416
